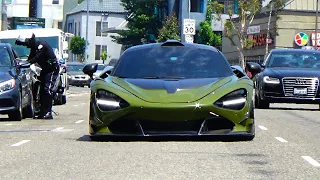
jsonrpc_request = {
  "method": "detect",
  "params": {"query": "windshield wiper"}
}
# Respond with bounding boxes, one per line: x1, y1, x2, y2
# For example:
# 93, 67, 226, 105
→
140, 76, 185, 79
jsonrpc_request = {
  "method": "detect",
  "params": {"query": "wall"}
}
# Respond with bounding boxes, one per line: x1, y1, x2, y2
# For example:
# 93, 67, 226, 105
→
67, 12, 126, 63
276, 11, 319, 48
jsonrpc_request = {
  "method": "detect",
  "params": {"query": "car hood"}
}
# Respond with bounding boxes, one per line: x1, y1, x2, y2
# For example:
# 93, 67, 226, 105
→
111, 76, 233, 103
264, 68, 320, 78
0, 71, 13, 83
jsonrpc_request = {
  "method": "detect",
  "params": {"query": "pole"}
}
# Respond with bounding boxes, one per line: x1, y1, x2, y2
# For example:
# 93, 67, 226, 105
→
315, 0, 319, 48
265, 3, 273, 55
188, 0, 190, 19
100, 14, 103, 63
85, 0, 89, 62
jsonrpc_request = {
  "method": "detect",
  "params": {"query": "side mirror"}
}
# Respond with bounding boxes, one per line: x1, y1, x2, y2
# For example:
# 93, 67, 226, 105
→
246, 62, 262, 73
83, 63, 98, 77
63, 53, 69, 60
17, 60, 31, 68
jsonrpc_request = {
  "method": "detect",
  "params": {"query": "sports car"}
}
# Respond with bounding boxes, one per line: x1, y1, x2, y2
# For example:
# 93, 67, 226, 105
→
83, 40, 257, 140
247, 48, 320, 109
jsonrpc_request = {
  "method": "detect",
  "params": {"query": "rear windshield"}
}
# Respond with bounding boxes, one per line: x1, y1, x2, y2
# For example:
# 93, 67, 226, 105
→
112, 46, 232, 79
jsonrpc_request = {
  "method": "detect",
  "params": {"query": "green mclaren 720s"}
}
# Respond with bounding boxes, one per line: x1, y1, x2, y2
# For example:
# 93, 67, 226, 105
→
83, 40, 259, 141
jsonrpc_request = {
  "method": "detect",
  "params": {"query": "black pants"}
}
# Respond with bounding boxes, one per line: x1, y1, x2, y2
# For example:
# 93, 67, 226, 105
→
39, 68, 59, 115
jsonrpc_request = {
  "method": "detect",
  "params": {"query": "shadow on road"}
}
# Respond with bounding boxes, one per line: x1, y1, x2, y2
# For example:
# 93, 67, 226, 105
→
267, 107, 319, 111
77, 135, 253, 142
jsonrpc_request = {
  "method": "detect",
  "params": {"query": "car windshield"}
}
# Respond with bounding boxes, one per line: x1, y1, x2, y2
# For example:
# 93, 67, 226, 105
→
97, 65, 105, 70
0, 47, 12, 67
113, 46, 232, 79
0, 36, 59, 59
266, 51, 320, 69
68, 64, 85, 71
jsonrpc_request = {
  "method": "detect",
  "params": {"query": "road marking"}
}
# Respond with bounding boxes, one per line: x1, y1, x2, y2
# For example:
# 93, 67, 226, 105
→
258, 125, 268, 130
275, 137, 288, 143
81, 103, 86, 105
73, 105, 78, 107
52, 127, 64, 132
302, 156, 320, 167
75, 120, 84, 124
5, 124, 13, 126
11, 140, 31, 147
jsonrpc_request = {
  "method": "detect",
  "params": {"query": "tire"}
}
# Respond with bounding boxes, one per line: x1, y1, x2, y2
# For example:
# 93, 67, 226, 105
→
54, 94, 67, 105
254, 92, 269, 109
61, 95, 66, 104
8, 92, 23, 121
240, 100, 255, 141
23, 92, 35, 118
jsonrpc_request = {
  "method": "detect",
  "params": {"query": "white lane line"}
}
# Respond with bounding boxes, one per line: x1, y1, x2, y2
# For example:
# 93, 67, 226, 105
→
73, 105, 78, 107
258, 125, 268, 130
52, 127, 64, 132
5, 124, 13, 126
302, 156, 320, 167
11, 140, 31, 147
75, 120, 84, 124
275, 137, 288, 143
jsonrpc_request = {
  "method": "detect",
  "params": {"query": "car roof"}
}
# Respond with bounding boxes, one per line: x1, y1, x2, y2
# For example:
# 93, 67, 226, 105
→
270, 48, 320, 54
125, 40, 219, 53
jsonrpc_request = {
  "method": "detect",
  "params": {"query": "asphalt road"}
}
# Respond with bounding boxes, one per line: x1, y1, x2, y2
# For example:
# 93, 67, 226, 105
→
0, 86, 319, 179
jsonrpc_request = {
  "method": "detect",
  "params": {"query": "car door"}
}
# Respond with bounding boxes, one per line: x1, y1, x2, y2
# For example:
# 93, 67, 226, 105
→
12, 48, 30, 106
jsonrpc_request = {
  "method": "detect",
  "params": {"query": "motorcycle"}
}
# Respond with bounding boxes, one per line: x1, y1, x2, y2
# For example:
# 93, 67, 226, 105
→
29, 61, 67, 116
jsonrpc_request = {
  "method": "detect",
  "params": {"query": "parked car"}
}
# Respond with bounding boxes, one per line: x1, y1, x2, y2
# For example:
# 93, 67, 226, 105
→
108, 58, 118, 66
247, 48, 320, 109
0, 43, 34, 121
83, 40, 256, 141
92, 64, 106, 79
67, 62, 90, 87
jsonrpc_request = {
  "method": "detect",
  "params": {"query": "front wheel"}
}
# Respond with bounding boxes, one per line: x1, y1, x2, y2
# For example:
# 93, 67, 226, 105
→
254, 92, 269, 109
23, 91, 35, 118
8, 92, 23, 121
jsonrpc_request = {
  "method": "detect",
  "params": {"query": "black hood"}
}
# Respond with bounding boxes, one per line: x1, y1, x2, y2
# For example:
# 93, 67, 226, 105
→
263, 68, 320, 78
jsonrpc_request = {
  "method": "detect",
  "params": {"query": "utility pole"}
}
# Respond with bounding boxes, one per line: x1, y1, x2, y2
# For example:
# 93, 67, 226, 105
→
85, 0, 89, 62
315, 0, 319, 48
265, 3, 273, 55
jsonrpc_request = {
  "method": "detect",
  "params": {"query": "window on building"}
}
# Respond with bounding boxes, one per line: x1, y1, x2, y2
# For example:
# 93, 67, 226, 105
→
58, 22, 62, 30
52, 0, 59, 4
68, 23, 73, 33
74, 22, 77, 35
78, 22, 81, 36
95, 45, 108, 60
96, 21, 109, 36
190, 0, 204, 13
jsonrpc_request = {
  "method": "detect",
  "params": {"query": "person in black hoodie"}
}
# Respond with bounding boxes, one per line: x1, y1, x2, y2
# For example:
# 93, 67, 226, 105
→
15, 33, 59, 119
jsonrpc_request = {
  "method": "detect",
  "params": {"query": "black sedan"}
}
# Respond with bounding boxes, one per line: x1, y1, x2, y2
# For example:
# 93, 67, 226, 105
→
0, 43, 34, 121
247, 48, 320, 109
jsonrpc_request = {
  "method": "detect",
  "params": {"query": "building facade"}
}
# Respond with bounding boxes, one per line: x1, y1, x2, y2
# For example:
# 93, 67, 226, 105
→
222, 0, 319, 64
65, 0, 126, 63
4, 0, 64, 29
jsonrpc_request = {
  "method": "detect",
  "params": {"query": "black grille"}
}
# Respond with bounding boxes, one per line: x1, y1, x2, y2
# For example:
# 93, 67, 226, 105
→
282, 77, 319, 98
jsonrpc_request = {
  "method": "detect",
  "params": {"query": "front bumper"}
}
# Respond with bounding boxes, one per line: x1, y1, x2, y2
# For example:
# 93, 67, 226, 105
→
0, 87, 20, 114
89, 101, 254, 137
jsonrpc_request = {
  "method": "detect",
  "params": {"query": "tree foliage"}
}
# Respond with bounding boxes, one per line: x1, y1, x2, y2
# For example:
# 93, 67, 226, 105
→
78, 0, 84, 4
100, 50, 111, 64
211, 0, 286, 69
198, 0, 222, 48
111, 0, 166, 49
157, 13, 180, 42
69, 36, 86, 62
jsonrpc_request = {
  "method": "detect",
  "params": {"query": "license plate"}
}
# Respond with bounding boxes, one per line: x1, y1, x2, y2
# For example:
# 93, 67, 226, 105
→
293, 88, 307, 95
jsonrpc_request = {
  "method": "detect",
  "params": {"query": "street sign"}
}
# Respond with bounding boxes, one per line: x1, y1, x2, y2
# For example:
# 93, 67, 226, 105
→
183, 19, 196, 35
185, 34, 194, 43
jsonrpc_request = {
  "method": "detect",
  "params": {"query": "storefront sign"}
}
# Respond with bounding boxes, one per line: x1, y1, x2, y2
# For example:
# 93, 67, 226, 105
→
294, 32, 309, 46
311, 32, 320, 46
247, 25, 260, 35
247, 33, 273, 48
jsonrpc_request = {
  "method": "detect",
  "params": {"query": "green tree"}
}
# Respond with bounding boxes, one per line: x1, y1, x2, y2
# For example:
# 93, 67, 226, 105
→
157, 13, 180, 42
198, 0, 223, 48
100, 50, 111, 64
69, 36, 86, 62
78, 0, 84, 4
212, 0, 286, 69
111, 0, 166, 49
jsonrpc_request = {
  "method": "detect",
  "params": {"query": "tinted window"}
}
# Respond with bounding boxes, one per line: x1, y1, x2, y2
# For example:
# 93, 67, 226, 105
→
0, 37, 59, 59
113, 46, 232, 79
67, 64, 85, 71
266, 51, 320, 69
0, 47, 12, 67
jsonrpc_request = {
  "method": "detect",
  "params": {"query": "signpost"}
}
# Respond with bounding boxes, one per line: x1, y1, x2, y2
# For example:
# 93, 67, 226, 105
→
183, 18, 195, 43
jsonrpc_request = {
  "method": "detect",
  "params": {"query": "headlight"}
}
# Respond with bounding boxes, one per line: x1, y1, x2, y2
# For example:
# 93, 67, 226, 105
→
0, 79, 16, 93
263, 76, 280, 84
214, 89, 247, 110
95, 89, 130, 111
